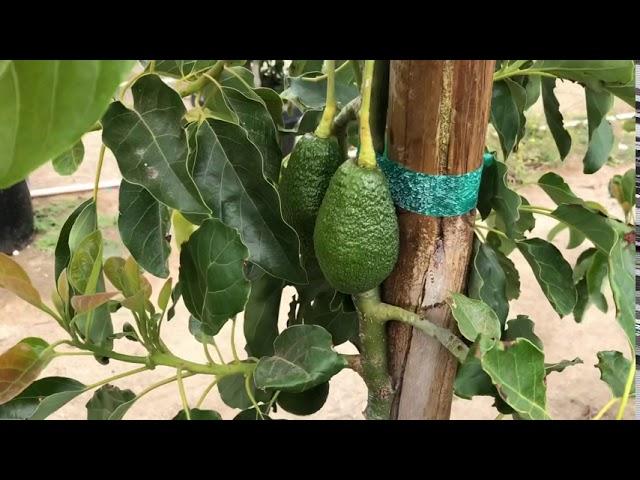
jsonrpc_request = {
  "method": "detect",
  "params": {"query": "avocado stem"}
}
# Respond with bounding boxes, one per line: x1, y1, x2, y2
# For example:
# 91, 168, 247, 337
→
357, 60, 377, 169
314, 60, 337, 139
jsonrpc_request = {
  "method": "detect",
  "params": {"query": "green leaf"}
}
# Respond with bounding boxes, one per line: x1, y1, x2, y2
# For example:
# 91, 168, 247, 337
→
607, 238, 634, 346
254, 87, 284, 128
537, 172, 582, 206
573, 278, 590, 323
505, 78, 527, 150
493, 247, 520, 301
86, 384, 135, 420
449, 293, 501, 351
201, 79, 239, 124
0, 60, 134, 188
478, 160, 522, 238
244, 269, 285, 358
157, 277, 172, 312
118, 180, 171, 279
101, 74, 208, 215
595, 351, 634, 397
0, 377, 85, 419
172, 210, 197, 249
288, 60, 325, 77
523, 75, 541, 110
503, 315, 543, 350
179, 218, 250, 335
608, 169, 635, 216
481, 338, 550, 420
0, 253, 48, 313
68, 200, 98, 253
468, 241, 509, 326
220, 66, 257, 94
531, 60, 634, 106
233, 406, 271, 420
586, 250, 608, 313
454, 352, 497, 399
281, 71, 358, 112
218, 373, 270, 410
545, 357, 583, 375
54, 199, 93, 281
153, 60, 218, 78
490, 81, 521, 159
0, 338, 53, 404
254, 325, 347, 393
186, 119, 305, 283
541, 78, 572, 160
582, 88, 614, 174
277, 382, 330, 416
173, 408, 222, 420
551, 204, 617, 253
222, 86, 283, 184
516, 238, 576, 317
68, 230, 103, 294
301, 290, 359, 346
52, 139, 84, 176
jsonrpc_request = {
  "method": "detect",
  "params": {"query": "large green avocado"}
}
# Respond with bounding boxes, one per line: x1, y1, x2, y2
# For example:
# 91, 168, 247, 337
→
278, 134, 342, 259
313, 158, 399, 294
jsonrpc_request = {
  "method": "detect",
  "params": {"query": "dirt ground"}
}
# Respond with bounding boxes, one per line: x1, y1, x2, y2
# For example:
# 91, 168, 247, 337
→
0, 80, 634, 420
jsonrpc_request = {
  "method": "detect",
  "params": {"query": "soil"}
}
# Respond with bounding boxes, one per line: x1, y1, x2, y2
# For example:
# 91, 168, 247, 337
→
0, 80, 634, 420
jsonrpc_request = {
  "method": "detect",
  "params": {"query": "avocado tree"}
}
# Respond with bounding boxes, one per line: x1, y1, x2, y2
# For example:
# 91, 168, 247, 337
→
0, 59, 634, 420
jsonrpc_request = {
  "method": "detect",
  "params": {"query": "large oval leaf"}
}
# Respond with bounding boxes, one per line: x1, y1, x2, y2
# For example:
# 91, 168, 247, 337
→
118, 180, 171, 278
86, 384, 136, 420
179, 218, 250, 335
0, 60, 134, 188
243, 269, 285, 358
468, 242, 509, 326
0, 376, 85, 420
253, 324, 347, 393
449, 293, 501, 352
0, 338, 53, 405
101, 74, 209, 215
186, 119, 305, 283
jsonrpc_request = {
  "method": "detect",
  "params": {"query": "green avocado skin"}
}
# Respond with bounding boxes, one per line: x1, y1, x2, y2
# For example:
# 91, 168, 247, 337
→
314, 158, 399, 294
278, 134, 342, 258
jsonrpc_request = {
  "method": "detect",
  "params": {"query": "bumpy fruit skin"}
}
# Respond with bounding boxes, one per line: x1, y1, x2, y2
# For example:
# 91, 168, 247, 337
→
314, 159, 399, 294
278, 134, 342, 258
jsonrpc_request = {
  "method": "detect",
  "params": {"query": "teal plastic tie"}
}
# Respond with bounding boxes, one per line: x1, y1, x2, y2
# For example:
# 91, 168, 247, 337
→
376, 151, 495, 217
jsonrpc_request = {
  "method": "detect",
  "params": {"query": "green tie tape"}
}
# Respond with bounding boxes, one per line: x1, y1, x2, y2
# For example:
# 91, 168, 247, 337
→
376, 152, 494, 217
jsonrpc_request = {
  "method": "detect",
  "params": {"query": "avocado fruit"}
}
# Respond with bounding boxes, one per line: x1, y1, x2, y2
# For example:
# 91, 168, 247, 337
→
313, 158, 399, 294
278, 134, 342, 260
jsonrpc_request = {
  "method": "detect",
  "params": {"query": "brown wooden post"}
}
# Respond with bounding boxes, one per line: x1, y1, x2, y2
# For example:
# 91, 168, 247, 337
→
382, 60, 495, 419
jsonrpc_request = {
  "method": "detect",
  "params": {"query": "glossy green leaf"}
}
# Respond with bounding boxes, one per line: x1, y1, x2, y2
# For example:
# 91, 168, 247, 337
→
541, 78, 571, 160
244, 269, 284, 358
287, 60, 325, 77
220, 66, 258, 94
468, 241, 509, 326
233, 406, 271, 420
481, 338, 550, 420
573, 278, 590, 323
516, 238, 576, 317
218, 373, 270, 410
505, 78, 527, 149
0, 253, 48, 313
52, 139, 84, 176
493, 247, 520, 301
595, 351, 634, 397
582, 88, 614, 174
545, 358, 583, 375
0, 338, 53, 404
608, 169, 635, 216
179, 218, 250, 335
523, 75, 540, 110
478, 160, 522, 238
254, 87, 284, 128
531, 60, 634, 106
222, 86, 283, 184
186, 119, 305, 283
254, 325, 347, 393
449, 293, 501, 351
86, 384, 135, 420
54, 199, 93, 281
551, 204, 617, 254
201, 79, 239, 124
157, 277, 172, 312
153, 60, 218, 78
503, 315, 543, 350
0, 377, 85, 419
68, 200, 98, 253
537, 172, 582, 206
281, 71, 358, 112
0, 60, 134, 188
607, 238, 634, 346
490, 81, 520, 159
101, 74, 208, 215
586, 251, 608, 313
172, 210, 197, 249
173, 408, 222, 420
301, 290, 359, 346
118, 180, 171, 278
277, 382, 329, 416
454, 353, 497, 399
68, 230, 103, 294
